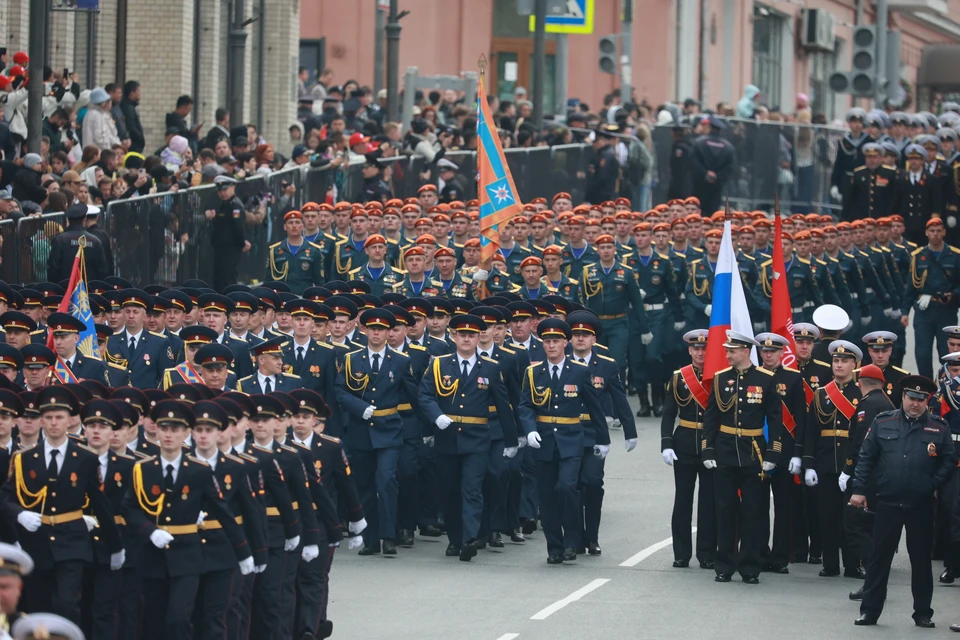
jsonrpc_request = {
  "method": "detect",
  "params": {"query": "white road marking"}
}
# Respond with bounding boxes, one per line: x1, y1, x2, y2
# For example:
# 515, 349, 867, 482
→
619, 527, 697, 567
530, 578, 610, 620
495, 634, 520, 640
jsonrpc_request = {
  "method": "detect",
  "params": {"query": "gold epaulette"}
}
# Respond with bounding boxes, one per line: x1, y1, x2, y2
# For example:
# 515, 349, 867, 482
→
319, 434, 341, 444
716, 366, 732, 374
290, 441, 311, 451
237, 452, 258, 463
253, 444, 272, 453
892, 366, 909, 374
911, 246, 925, 256
814, 359, 831, 367
136, 455, 156, 464
571, 359, 587, 367
269, 241, 282, 249
784, 366, 800, 373
500, 346, 516, 354
115, 451, 136, 461
760, 259, 773, 268
308, 240, 325, 251
741, 253, 755, 261
281, 372, 301, 379
348, 266, 362, 276
951, 246, 960, 255
107, 361, 126, 371
393, 350, 409, 358
278, 444, 297, 454
797, 257, 810, 265
597, 354, 616, 363
480, 356, 498, 364
187, 455, 209, 466
408, 343, 427, 351
756, 367, 774, 376
76, 443, 98, 455
223, 453, 244, 464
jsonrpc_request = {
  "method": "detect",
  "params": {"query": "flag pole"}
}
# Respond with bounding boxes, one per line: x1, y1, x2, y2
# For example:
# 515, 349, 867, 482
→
477, 53, 491, 299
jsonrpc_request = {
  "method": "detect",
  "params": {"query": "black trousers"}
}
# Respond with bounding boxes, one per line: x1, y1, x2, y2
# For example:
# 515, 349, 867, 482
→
251, 547, 289, 640
504, 448, 523, 532
229, 572, 255, 640
417, 439, 439, 527
861, 501, 935, 620
579, 448, 605, 545
766, 469, 796, 568
296, 544, 336, 636
714, 465, 766, 578
397, 438, 421, 531
194, 568, 236, 640
479, 439, 508, 538
141, 574, 200, 640
117, 567, 142, 639
536, 449, 582, 556
82, 563, 121, 640
671, 454, 716, 563
23, 560, 85, 625
792, 484, 821, 559
212, 246, 242, 293
280, 548, 300, 640
818, 473, 854, 571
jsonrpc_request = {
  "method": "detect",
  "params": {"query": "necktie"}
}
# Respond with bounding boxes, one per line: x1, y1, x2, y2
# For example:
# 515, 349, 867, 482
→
552, 364, 560, 386
462, 360, 469, 378
578, 357, 586, 363
372, 353, 380, 373
264, 377, 273, 394
129, 336, 136, 352
164, 464, 175, 491
296, 346, 304, 368
48, 449, 59, 477
480, 351, 489, 359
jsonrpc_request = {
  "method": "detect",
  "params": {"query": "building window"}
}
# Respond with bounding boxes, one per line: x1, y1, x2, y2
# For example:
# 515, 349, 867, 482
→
752, 6, 782, 107
809, 47, 838, 121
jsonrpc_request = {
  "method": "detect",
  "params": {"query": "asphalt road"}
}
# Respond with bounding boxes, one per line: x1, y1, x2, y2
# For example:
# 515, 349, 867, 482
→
328, 383, 960, 639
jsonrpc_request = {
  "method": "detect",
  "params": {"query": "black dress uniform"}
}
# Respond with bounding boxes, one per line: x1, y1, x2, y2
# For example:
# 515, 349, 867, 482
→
689, 118, 736, 215
209, 177, 248, 293
832, 125, 869, 220
854, 377, 956, 627
893, 164, 943, 246
848, 161, 897, 221
105, 292, 176, 388
281, 333, 340, 437
795, 349, 832, 561
702, 332, 783, 582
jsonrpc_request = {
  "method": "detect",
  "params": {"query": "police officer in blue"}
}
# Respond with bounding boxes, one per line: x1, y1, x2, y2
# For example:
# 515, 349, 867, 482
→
518, 318, 608, 564
566, 310, 636, 556
418, 313, 518, 561
335, 307, 421, 556
104, 289, 175, 389
237, 336, 303, 394
690, 115, 736, 216
900, 217, 960, 379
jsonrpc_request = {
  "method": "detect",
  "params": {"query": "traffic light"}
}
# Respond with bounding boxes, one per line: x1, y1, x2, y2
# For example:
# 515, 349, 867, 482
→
599, 36, 617, 75
850, 25, 877, 97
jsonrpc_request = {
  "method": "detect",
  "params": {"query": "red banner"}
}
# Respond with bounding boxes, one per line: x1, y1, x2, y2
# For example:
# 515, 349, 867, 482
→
771, 213, 798, 368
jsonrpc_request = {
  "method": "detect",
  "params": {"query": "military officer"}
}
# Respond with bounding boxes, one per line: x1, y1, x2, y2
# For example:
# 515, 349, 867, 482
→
559, 217, 600, 278
418, 314, 518, 561
832, 108, 869, 218
757, 234, 823, 323
104, 289, 175, 389
661, 329, 716, 569
517, 256, 552, 300
803, 339, 864, 578
237, 336, 304, 395
540, 245, 581, 303
517, 319, 608, 564
349, 235, 404, 297
197, 293, 257, 381
900, 218, 960, 379
702, 331, 783, 584
848, 143, 898, 221
266, 210, 325, 295
330, 210, 373, 278
280, 299, 341, 435
860, 331, 909, 407
161, 325, 219, 389
42, 313, 109, 385
496, 221, 534, 284
193, 343, 237, 392
894, 144, 943, 246
433, 246, 475, 300
392, 246, 442, 298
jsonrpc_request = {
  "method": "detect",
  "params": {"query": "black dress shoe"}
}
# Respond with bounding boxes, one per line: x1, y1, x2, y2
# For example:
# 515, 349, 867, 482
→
436, 519, 447, 533
398, 529, 415, 547
699, 560, 715, 570
673, 559, 690, 568
418, 524, 443, 537
652, 404, 663, 417
459, 540, 477, 562
474, 539, 487, 550
510, 529, 525, 543
941, 568, 956, 584
562, 548, 577, 561
587, 542, 602, 556
742, 575, 760, 584
302, 632, 317, 640
849, 587, 863, 601
316, 620, 334, 639
854, 613, 879, 626
769, 565, 789, 574
547, 554, 563, 565
358, 544, 381, 556
521, 519, 538, 535
914, 616, 935, 629
819, 567, 841, 577
793, 555, 808, 564
844, 567, 866, 579
576, 546, 586, 555
381, 539, 397, 555
714, 573, 732, 582
808, 555, 822, 564
636, 406, 652, 418
445, 543, 461, 557
488, 532, 504, 548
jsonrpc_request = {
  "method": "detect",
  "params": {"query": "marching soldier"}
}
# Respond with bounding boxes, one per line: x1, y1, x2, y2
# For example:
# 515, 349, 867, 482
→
661, 329, 716, 569
104, 289, 175, 389
392, 246, 442, 298
701, 331, 783, 584
559, 217, 599, 279
280, 299, 341, 435
236, 336, 304, 395
848, 143, 898, 221
893, 144, 943, 246
517, 256, 551, 300
349, 235, 404, 297
685, 229, 723, 330
266, 210, 325, 295
803, 340, 864, 579
161, 326, 219, 389
46, 313, 110, 385
757, 234, 822, 323
541, 245, 581, 303
433, 247, 475, 300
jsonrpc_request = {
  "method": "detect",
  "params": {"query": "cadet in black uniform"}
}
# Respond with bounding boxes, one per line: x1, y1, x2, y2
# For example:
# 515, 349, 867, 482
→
204, 176, 250, 293
702, 331, 783, 584
689, 115, 736, 216
893, 144, 943, 246
661, 329, 716, 569
853, 376, 956, 628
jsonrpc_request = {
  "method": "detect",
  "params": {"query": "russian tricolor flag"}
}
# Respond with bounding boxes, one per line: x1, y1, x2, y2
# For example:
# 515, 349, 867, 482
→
703, 220, 756, 383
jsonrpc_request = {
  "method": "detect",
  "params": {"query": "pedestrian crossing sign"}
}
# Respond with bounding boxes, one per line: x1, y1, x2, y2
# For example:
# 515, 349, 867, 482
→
528, 0, 594, 34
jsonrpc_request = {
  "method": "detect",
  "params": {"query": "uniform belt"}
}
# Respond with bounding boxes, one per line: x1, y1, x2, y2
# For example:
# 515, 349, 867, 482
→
598, 313, 626, 320
159, 524, 199, 535
39, 510, 83, 526
371, 408, 398, 417
199, 515, 244, 530
536, 416, 582, 425
448, 415, 488, 424
719, 425, 764, 437
643, 303, 664, 311
114, 515, 126, 525
265, 501, 299, 517
678, 419, 702, 429
397, 403, 413, 411
820, 429, 849, 438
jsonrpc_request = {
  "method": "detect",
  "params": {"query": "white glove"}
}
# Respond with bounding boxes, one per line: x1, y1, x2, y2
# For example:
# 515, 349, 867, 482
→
673, 321, 686, 331
861, 315, 871, 326
762, 461, 776, 472
804, 469, 819, 487
238, 556, 255, 575
605, 416, 615, 430
423, 436, 435, 447
838, 472, 850, 492
254, 564, 267, 573
517, 436, 526, 449
349, 518, 368, 535
526, 432, 542, 449
918, 294, 932, 311
17, 512, 41, 532
662, 448, 678, 466
472, 268, 489, 281
594, 444, 610, 459
883, 308, 893, 318
503, 447, 518, 459
362, 405, 376, 420
830, 185, 842, 202
624, 438, 638, 453
753, 322, 765, 333
788, 457, 802, 475
639, 289, 648, 300
284, 536, 301, 552
302, 544, 320, 562
196, 511, 206, 526
641, 332, 654, 345
435, 415, 453, 430
891, 310, 902, 320
704, 304, 712, 317
150, 529, 175, 549
83, 515, 98, 531
110, 550, 125, 571
348, 536, 365, 550
703, 459, 717, 470
329, 542, 340, 548
612, 419, 622, 430
949, 216, 957, 229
